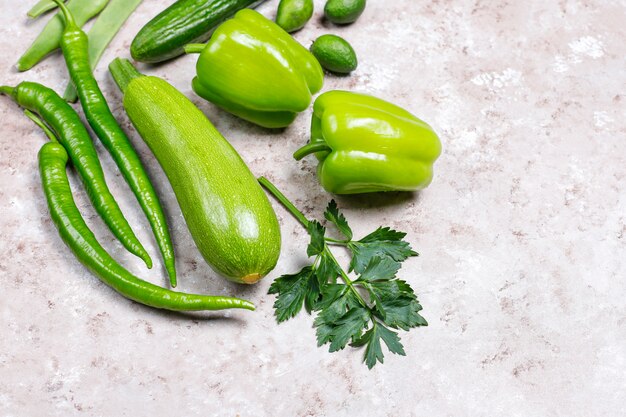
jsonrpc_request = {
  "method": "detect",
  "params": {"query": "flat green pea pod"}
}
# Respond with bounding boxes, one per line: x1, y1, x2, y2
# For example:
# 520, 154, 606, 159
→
293, 90, 442, 194
185, 9, 324, 128
27, 0, 60, 18
17, 0, 109, 71
276, 0, 314, 33
37, 141, 254, 312
0, 82, 151, 266
324, 0, 366, 24
310, 34, 357, 74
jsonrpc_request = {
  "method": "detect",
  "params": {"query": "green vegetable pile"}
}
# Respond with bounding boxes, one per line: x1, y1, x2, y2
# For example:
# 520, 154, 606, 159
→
2, 0, 442, 368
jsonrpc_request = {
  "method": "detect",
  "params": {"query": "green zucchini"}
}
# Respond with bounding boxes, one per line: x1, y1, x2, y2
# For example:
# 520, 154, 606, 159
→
109, 58, 281, 284
131, 0, 268, 63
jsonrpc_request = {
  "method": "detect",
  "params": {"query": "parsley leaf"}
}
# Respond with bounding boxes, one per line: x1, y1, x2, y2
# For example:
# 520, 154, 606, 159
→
349, 227, 418, 274
306, 221, 326, 257
353, 322, 406, 369
324, 200, 352, 240
316, 251, 341, 286
315, 307, 370, 352
268, 266, 316, 322
377, 295, 427, 330
364, 279, 427, 329
358, 257, 401, 282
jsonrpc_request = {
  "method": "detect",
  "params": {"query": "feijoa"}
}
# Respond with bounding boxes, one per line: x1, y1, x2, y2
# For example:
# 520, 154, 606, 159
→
324, 0, 366, 24
310, 34, 358, 74
276, 0, 314, 33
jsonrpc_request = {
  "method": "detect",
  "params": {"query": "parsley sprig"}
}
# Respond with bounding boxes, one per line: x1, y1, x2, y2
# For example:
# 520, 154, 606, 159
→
259, 177, 427, 369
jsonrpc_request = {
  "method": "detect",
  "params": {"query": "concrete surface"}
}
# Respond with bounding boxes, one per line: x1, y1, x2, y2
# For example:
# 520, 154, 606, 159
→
0, 0, 624, 416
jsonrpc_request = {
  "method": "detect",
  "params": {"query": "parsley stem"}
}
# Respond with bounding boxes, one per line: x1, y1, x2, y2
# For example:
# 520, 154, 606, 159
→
325, 237, 349, 245
259, 176, 367, 309
323, 246, 369, 309
258, 177, 310, 228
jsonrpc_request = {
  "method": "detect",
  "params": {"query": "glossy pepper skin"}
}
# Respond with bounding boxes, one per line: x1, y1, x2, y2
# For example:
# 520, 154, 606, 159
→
293, 90, 442, 194
53, 0, 178, 286
188, 9, 323, 128
38, 141, 254, 312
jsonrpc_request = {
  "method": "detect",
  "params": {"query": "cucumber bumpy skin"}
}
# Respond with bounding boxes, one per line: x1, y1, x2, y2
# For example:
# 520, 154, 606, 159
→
324, 0, 366, 24
131, 0, 267, 63
310, 34, 358, 74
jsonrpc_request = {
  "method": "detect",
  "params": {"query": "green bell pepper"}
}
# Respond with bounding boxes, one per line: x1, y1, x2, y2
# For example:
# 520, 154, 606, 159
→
293, 90, 441, 194
186, 9, 323, 128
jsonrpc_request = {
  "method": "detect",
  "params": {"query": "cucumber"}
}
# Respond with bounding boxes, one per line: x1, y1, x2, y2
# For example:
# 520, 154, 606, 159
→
131, 0, 267, 63
109, 58, 281, 284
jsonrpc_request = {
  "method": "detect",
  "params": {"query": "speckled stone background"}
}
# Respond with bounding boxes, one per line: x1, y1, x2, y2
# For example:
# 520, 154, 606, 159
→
0, 0, 624, 415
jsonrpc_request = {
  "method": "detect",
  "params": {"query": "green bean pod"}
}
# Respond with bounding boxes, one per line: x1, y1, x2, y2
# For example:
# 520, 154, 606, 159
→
52, 0, 177, 286
17, 0, 109, 71
0, 82, 151, 267
27, 0, 60, 19
38, 141, 254, 311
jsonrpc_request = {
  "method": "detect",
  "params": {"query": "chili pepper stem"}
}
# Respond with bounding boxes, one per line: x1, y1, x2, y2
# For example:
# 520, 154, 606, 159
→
258, 177, 310, 228
293, 142, 332, 160
0, 86, 16, 98
183, 43, 206, 54
51, 0, 78, 29
109, 57, 143, 93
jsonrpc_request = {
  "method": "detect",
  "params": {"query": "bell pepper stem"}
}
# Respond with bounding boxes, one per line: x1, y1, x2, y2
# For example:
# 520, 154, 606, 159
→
258, 177, 310, 228
24, 110, 59, 143
52, 0, 78, 29
184, 43, 206, 54
109, 57, 144, 93
293, 142, 331, 161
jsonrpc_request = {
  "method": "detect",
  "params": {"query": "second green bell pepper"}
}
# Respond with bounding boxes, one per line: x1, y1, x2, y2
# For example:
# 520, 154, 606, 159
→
186, 9, 324, 128
293, 90, 442, 194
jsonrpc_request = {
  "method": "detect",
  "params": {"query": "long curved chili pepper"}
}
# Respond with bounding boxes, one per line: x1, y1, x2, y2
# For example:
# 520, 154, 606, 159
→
52, 0, 177, 286
0, 82, 151, 267
37, 141, 254, 311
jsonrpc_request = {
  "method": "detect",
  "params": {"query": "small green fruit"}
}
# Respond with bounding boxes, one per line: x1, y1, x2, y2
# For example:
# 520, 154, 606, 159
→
324, 0, 366, 24
310, 34, 358, 74
276, 0, 314, 33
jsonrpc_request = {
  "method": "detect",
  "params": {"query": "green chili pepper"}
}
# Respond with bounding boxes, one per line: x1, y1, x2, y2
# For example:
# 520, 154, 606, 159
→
52, 0, 177, 286
17, 0, 109, 72
63, 0, 143, 103
0, 82, 151, 267
185, 9, 324, 128
37, 141, 254, 312
293, 90, 442, 194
